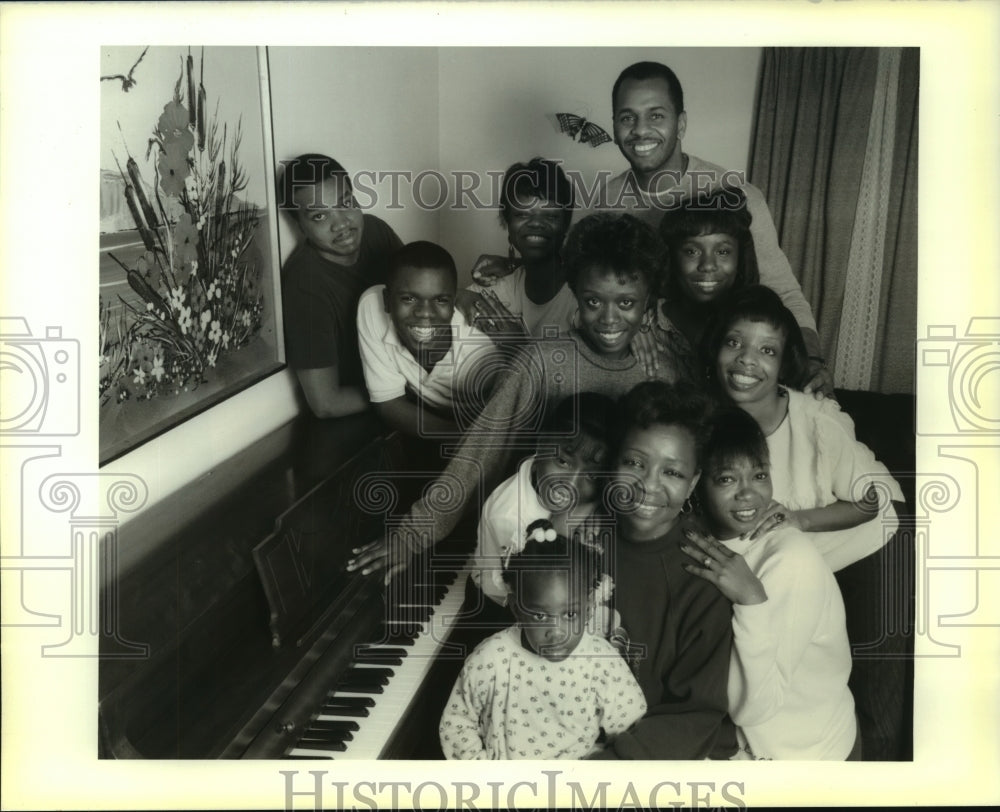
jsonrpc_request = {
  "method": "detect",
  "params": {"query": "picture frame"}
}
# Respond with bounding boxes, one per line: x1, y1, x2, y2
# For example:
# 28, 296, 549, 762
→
98, 45, 284, 465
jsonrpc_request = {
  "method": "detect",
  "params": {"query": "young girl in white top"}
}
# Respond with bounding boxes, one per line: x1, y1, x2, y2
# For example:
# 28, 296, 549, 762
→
681, 407, 859, 760
439, 520, 645, 760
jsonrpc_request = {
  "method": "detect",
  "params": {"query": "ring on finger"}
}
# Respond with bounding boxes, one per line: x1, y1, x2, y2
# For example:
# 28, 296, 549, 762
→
703, 556, 712, 568
773, 512, 786, 524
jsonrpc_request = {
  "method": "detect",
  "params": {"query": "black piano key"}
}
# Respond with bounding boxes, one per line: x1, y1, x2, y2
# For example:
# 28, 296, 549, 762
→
334, 681, 387, 695
344, 666, 395, 681
337, 666, 382, 679
337, 667, 393, 684
345, 666, 393, 677
334, 679, 389, 694
319, 704, 370, 718
299, 730, 354, 745
322, 695, 375, 708
354, 646, 408, 659
351, 652, 406, 667
293, 739, 348, 752
352, 646, 407, 664
353, 653, 403, 666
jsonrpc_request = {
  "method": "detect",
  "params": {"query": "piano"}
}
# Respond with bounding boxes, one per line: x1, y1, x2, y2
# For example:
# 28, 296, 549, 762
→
98, 412, 482, 759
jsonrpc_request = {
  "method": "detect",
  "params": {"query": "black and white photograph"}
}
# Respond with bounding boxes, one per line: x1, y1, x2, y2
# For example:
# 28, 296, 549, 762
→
2, 2, 998, 810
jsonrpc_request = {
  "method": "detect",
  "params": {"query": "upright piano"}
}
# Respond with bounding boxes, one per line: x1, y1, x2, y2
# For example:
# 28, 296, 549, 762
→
98, 412, 479, 759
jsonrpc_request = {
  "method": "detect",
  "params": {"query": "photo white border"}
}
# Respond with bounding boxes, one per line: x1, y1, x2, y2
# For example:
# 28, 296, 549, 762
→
2, 1, 998, 809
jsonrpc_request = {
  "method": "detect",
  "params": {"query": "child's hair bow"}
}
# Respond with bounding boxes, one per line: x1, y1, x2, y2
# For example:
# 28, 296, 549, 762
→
529, 525, 558, 543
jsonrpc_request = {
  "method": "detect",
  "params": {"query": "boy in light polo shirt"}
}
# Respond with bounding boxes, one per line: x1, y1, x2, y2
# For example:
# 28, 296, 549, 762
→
357, 241, 502, 438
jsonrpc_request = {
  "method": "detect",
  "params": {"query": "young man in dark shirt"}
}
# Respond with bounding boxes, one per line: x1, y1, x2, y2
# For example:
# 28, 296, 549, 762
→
278, 153, 402, 418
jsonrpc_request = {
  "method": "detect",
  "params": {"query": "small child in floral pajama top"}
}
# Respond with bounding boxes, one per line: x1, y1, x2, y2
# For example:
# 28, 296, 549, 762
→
439, 520, 646, 759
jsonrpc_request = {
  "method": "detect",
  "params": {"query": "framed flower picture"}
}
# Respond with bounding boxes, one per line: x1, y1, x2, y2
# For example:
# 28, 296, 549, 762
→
99, 46, 284, 464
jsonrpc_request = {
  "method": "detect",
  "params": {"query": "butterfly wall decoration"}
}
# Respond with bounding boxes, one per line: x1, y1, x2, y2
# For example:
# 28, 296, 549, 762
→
555, 113, 612, 148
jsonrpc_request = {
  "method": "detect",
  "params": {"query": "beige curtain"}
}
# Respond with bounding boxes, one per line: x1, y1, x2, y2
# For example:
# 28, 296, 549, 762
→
749, 48, 918, 394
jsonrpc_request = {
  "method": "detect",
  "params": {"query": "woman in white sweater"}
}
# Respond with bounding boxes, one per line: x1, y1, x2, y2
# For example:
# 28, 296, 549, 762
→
681, 407, 859, 760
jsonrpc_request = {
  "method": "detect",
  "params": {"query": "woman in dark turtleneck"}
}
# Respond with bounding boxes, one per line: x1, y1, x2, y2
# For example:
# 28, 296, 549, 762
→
588, 380, 736, 760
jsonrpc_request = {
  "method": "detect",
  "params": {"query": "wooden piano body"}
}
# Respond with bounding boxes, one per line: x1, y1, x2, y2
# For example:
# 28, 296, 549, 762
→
98, 412, 477, 759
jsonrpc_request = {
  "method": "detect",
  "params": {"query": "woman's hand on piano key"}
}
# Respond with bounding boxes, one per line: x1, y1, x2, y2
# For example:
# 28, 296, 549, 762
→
346, 536, 411, 584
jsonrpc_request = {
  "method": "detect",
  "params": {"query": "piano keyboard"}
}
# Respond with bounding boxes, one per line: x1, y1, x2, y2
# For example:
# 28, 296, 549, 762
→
286, 564, 471, 758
